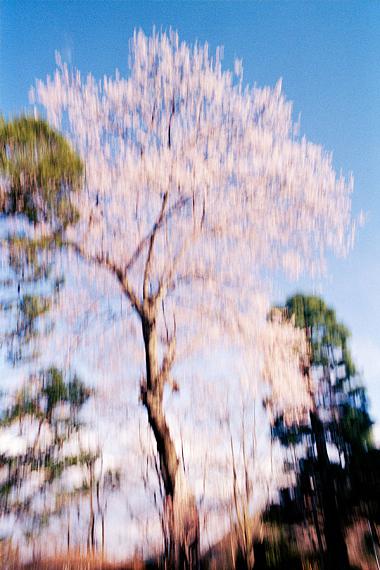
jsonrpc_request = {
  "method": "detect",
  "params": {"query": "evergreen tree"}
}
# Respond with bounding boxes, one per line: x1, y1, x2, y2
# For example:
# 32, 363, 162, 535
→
0, 115, 82, 226
0, 117, 102, 552
271, 294, 374, 569
0, 115, 83, 364
0, 367, 95, 547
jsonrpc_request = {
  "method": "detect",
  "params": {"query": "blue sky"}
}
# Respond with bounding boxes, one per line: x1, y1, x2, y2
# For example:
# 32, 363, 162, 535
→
1, 1, 380, 428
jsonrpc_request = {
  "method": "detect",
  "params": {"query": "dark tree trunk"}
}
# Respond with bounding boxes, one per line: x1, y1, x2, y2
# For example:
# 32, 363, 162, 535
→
67, 516, 70, 553
88, 461, 96, 554
141, 315, 199, 569
101, 513, 105, 557
310, 411, 350, 570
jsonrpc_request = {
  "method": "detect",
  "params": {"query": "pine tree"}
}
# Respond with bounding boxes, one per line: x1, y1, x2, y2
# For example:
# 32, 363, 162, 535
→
0, 117, 101, 553
0, 367, 94, 548
271, 294, 373, 569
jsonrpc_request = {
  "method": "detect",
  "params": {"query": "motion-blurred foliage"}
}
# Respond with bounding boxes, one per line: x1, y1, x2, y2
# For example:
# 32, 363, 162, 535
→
0, 116, 83, 226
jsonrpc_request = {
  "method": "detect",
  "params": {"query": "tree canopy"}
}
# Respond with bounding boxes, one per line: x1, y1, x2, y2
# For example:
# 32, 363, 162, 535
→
285, 294, 355, 374
0, 116, 83, 226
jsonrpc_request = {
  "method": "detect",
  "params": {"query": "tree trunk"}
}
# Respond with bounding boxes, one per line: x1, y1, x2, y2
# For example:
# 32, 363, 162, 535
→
310, 411, 350, 569
67, 513, 70, 553
101, 513, 105, 559
141, 316, 199, 569
88, 461, 96, 554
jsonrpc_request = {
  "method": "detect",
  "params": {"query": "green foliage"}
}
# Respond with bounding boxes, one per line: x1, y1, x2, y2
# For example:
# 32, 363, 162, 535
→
20, 294, 50, 324
0, 118, 79, 365
42, 367, 69, 413
1, 292, 52, 365
0, 119, 93, 542
1, 236, 64, 365
1, 367, 91, 427
286, 294, 354, 373
0, 115, 83, 226
8, 234, 62, 275
283, 294, 373, 456
270, 293, 377, 569
271, 419, 311, 448
340, 404, 373, 453
1, 396, 41, 426
39, 367, 92, 414
0, 367, 94, 529
67, 374, 92, 407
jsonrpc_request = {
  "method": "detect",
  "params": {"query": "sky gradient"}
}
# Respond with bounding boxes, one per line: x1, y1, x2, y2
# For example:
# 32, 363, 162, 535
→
1, 1, 379, 429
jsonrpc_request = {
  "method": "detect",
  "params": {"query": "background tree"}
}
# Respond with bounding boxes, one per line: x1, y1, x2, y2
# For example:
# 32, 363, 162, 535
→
271, 294, 374, 569
0, 115, 82, 225
0, 234, 62, 366
1, 30, 354, 566
0, 116, 135, 561
0, 367, 95, 554
285, 294, 372, 459
0, 118, 103, 556
0, 115, 82, 368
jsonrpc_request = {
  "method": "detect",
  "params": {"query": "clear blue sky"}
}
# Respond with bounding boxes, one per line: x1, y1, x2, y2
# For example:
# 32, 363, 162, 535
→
1, 1, 380, 427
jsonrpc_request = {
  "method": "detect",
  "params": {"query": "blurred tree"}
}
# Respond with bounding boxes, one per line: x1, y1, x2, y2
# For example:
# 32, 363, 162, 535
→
271, 294, 374, 569
30, 32, 354, 567
0, 367, 94, 547
1, 29, 355, 567
0, 118, 101, 553
285, 294, 373, 461
0, 115, 82, 365
0, 243, 61, 365
0, 116, 82, 226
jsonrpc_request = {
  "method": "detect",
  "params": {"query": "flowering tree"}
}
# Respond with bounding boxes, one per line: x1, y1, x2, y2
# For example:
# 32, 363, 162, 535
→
1, 29, 354, 565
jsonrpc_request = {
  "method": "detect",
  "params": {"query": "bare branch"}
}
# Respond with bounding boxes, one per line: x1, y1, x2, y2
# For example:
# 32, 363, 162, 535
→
65, 240, 144, 318
125, 194, 191, 275
143, 190, 169, 302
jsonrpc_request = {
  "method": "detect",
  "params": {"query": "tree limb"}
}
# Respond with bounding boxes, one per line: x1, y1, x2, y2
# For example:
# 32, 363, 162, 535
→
143, 191, 169, 302
65, 240, 144, 319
